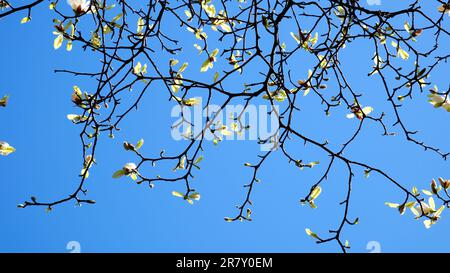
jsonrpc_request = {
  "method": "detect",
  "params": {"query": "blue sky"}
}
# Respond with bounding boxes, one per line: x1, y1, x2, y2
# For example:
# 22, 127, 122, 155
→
1, 1, 450, 253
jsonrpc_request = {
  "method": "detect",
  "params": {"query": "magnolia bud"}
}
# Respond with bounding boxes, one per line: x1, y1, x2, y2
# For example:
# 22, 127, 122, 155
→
123, 142, 135, 151
439, 177, 450, 189
122, 163, 137, 175
412, 29, 423, 37
431, 179, 438, 194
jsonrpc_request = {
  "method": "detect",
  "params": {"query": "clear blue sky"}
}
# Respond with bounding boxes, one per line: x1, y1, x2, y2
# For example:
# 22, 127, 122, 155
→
1, 1, 450, 253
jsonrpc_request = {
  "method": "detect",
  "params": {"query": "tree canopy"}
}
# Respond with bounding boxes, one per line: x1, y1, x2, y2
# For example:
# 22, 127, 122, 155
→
1, 0, 450, 252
